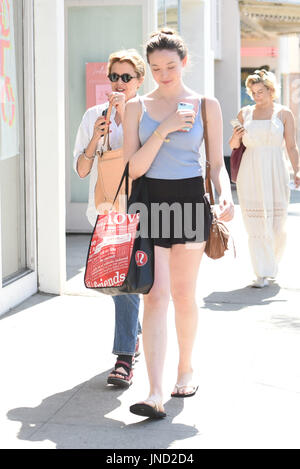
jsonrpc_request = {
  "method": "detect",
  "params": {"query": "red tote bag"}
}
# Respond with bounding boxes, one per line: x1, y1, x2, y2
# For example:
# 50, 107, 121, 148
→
85, 211, 138, 290
84, 163, 154, 295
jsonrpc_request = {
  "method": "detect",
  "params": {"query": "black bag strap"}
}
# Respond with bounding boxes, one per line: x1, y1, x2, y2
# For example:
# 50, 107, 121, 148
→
112, 162, 129, 207
111, 162, 148, 214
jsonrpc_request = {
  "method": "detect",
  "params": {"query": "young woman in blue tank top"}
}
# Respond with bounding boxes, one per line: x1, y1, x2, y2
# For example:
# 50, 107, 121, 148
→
123, 29, 234, 419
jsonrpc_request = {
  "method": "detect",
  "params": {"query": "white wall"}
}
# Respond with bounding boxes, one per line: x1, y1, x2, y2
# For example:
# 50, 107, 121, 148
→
215, 0, 241, 157
34, 0, 66, 294
181, 0, 214, 96
279, 35, 300, 74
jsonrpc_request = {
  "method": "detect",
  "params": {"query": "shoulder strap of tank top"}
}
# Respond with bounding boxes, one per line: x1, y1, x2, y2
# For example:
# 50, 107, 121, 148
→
242, 105, 251, 123
201, 98, 215, 205
197, 97, 202, 119
272, 103, 284, 123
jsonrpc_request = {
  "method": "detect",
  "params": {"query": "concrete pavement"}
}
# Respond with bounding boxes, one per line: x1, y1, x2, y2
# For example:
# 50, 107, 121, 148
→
0, 189, 300, 449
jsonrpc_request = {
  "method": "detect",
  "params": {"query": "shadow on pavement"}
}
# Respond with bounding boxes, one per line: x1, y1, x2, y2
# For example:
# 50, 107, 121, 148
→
0, 293, 56, 320
202, 283, 282, 312
7, 369, 199, 449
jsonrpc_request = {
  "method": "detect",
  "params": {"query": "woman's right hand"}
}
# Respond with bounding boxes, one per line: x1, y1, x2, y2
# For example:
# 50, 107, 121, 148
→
92, 116, 108, 142
159, 109, 196, 135
230, 125, 245, 149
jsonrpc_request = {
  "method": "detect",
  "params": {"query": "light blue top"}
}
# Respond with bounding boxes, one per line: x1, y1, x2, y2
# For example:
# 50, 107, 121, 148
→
139, 96, 204, 179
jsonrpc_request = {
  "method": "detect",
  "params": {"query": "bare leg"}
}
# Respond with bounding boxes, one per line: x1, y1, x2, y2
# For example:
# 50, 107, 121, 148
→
170, 243, 205, 395
135, 246, 170, 412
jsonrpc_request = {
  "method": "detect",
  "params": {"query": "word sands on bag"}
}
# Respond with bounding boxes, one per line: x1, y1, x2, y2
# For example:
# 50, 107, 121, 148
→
84, 163, 154, 295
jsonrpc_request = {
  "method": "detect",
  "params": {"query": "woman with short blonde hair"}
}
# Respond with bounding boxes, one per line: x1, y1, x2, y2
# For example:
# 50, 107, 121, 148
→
73, 49, 145, 388
245, 69, 280, 100
230, 69, 300, 288
107, 49, 146, 80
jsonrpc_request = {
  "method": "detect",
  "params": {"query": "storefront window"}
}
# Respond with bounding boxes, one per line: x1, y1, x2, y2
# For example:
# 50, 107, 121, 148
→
0, 0, 26, 283
158, 0, 181, 32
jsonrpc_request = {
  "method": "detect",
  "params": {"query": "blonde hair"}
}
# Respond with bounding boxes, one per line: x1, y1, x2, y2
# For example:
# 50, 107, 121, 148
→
246, 69, 280, 100
107, 49, 146, 78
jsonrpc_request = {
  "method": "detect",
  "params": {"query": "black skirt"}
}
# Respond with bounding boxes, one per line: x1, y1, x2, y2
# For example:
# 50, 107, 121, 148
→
144, 176, 213, 248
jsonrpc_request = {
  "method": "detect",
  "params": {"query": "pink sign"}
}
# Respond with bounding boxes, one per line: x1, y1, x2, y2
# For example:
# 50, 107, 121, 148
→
86, 62, 111, 109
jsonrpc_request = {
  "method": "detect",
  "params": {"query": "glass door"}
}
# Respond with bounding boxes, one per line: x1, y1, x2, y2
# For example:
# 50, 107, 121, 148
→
0, 0, 27, 284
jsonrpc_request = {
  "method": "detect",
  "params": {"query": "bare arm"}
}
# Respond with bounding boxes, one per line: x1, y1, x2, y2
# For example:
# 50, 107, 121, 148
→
206, 98, 234, 222
76, 115, 107, 178
283, 108, 300, 187
76, 92, 123, 179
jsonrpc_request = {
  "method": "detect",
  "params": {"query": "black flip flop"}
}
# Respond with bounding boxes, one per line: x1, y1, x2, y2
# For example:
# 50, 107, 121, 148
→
130, 401, 166, 419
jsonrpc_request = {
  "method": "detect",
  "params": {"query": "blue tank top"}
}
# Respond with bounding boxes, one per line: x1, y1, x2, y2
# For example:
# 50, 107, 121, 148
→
139, 96, 204, 179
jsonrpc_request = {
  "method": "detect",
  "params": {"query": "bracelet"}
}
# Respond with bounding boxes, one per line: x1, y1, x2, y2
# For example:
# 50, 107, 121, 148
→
83, 149, 95, 161
154, 129, 170, 143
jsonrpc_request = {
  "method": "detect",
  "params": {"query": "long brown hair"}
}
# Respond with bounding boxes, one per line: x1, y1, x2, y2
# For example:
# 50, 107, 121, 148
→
145, 28, 188, 63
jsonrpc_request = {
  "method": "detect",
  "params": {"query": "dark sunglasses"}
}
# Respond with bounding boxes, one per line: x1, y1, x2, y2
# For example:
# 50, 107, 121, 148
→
108, 73, 138, 83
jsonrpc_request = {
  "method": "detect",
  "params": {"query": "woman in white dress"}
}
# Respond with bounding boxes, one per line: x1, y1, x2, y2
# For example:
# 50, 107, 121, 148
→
230, 70, 300, 288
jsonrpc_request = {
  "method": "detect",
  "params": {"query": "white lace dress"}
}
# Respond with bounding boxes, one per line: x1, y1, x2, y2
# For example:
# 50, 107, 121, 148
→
236, 104, 290, 279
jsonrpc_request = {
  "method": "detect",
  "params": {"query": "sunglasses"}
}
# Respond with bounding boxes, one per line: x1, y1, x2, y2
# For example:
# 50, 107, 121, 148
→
108, 73, 138, 83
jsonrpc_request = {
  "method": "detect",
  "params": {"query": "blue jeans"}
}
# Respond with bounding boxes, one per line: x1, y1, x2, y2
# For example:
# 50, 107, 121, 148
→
112, 294, 141, 356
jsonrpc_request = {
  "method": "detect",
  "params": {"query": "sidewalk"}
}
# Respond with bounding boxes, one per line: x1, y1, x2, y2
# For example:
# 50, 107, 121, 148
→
0, 189, 300, 449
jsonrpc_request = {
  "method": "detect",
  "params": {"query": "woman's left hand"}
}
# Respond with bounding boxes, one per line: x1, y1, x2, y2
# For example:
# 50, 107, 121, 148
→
107, 91, 126, 117
217, 197, 234, 222
294, 170, 300, 188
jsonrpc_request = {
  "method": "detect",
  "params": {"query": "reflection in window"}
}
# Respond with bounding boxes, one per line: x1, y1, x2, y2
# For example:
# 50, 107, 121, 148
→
158, 0, 181, 32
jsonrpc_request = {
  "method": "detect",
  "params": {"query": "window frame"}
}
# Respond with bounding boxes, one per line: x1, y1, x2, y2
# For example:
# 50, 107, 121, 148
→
0, 0, 37, 311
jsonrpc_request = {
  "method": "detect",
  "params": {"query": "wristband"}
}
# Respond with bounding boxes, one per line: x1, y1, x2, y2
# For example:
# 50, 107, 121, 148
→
154, 130, 170, 143
83, 149, 95, 161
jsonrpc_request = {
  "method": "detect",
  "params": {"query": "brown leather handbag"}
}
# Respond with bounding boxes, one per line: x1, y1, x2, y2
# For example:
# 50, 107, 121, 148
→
201, 98, 230, 259
94, 103, 129, 214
